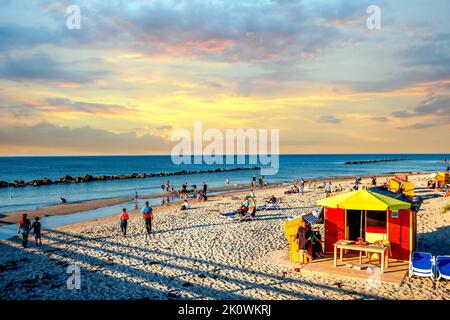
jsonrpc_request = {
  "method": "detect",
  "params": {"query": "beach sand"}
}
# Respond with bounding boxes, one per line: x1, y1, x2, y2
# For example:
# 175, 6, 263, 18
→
0, 174, 449, 300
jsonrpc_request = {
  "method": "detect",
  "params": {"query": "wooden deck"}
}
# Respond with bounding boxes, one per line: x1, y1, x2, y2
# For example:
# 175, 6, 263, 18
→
267, 250, 409, 286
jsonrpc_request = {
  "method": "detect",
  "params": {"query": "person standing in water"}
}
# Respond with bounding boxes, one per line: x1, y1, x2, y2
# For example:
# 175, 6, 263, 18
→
120, 208, 129, 237
18, 214, 31, 248
30, 217, 42, 246
141, 201, 153, 235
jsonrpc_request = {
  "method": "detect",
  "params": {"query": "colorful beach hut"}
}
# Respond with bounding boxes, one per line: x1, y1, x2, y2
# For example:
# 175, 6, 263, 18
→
317, 189, 417, 261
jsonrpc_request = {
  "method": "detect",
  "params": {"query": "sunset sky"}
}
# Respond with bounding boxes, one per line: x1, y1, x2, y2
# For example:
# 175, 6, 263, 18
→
0, 0, 449, 155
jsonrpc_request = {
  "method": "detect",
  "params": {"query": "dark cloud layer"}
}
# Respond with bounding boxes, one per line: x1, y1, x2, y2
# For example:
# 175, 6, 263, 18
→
0, 122, 169, 153
0, 53, 110, 84
392, 96, 450, 118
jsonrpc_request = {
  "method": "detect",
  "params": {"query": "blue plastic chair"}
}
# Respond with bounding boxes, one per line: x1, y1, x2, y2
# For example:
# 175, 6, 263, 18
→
435, 255, 450, 281
409, 252, 434, 280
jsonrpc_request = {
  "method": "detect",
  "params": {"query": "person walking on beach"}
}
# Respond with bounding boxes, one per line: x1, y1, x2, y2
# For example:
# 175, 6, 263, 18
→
226, 178, 230, 187
119, 208, 129, 237
252, 175, 256, 187
134, 191, 139, 210
202, 182, 207, 194
30, 217, 42, 246
161, 182, 165, 193
141, 201, 153, 235
18, 214, 31, 248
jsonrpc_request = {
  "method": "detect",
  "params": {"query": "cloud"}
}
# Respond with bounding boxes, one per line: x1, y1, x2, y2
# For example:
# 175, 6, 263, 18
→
319, 115, 341, 124
0, 0, 375, 63
0, 122, 170, 154
371, 116, 390, 122
0, 53, 110, 84
44, 97, 135, 115
392, 95, 450, 118
397, 122, 443, 130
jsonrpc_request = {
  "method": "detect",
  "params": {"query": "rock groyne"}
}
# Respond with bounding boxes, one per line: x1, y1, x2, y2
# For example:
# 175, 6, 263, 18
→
0, 166, 260, 188
344, 158, 407, 165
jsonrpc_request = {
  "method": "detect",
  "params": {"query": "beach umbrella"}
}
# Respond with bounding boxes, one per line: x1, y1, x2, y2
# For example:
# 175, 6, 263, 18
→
316, 189, 411, 211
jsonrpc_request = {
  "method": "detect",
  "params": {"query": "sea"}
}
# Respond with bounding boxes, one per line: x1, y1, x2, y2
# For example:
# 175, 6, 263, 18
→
1, 154, 448, 214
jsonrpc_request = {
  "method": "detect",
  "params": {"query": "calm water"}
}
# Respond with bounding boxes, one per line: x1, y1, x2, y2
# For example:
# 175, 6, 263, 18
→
0, 154, 448, 213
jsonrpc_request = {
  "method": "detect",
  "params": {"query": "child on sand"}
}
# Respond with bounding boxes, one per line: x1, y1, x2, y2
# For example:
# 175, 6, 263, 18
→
30, 217, 42, 246
120, 208, 129, 237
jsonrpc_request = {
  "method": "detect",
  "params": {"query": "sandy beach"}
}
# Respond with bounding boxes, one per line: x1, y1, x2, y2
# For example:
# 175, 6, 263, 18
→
0, 174, 449, 300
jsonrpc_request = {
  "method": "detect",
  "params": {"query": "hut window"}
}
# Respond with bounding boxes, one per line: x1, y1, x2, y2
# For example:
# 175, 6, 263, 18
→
366, 210, 387, 233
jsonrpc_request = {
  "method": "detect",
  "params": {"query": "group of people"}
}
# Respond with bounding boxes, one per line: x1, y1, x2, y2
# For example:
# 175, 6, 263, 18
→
118, 201, 154, 237
161, 181, 175, 193
252, 175, 265, 187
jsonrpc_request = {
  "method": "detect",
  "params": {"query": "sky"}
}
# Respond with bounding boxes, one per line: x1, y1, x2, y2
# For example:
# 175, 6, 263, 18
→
0, 0, 449, 155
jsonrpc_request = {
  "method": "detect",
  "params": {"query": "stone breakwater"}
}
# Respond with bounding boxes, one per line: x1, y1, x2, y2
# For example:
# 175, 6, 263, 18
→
0, 166, 260, 188
344, 158, 407, 165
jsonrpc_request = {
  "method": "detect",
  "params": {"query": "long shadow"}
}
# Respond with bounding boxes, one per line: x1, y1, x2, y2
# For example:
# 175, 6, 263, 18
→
39, 232, 326, 300
44, 229, 386, 300
0, 240, 169, 300
417, 225, 450, 256
150, 213, 287, 235
1, 237, 250, 300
